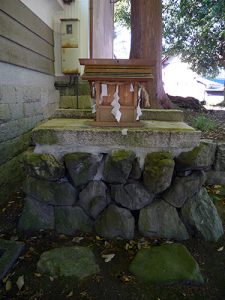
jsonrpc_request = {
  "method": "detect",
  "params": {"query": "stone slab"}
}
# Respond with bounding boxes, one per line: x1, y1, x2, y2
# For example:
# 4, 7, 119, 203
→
0, 239, 25, 280
53, 109, 183, 122
33, 119, 201, 164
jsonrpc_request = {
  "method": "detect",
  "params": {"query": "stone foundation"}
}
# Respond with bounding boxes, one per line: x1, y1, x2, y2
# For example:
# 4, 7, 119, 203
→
19, 140, 225, 241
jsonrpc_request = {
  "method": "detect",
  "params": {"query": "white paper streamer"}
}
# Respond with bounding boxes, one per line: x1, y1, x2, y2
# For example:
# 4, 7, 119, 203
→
101, 84, 108, 96
130, 83, 134, 92
92, 104, 96, 113
136, 87, 143, 121
111, 85, 122, 122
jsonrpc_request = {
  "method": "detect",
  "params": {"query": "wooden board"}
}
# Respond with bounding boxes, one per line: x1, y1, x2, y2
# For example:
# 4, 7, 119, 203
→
0, 0, 53, 45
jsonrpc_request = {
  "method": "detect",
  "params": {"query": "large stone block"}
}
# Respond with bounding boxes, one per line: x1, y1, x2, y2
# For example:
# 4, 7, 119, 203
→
143, 152, 175, 194
103, 149, 136, 184
162, 171, 206, 208
129, 244, 204, 284
0, 132, 31, 165
181, 188, 224, 241
0, 154, 25, 203
23, 152, 65, 181
55, 206, 93, 235
175, 139, 217, 171
0, 104, 11, 121
111, 182, 154, 210
214, 143, 225, 171
18, 198, 54, 231
77, 95, 92, 109
59, 96, 77, 109
37, 246, 99, 278
78, 181, 109, 219
138, 199, 189, 240
95, 204, 135, 240
24, 177, 77, 206
64, 152, 102, 187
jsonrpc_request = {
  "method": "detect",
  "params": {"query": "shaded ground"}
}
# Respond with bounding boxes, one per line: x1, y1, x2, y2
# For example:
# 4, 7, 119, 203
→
0, 188, 225, 300
1, 107, 225, 300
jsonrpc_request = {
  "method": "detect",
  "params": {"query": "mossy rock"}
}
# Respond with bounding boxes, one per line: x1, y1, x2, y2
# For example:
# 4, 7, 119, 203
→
175, 140, 217, 171
103, 149, 136, 184
129, 243, 204, 284
37, 246, 99, 279
23, 152, 65, 181
143, 152, 175, 194
64, 152, 102, 187
24, 177, 77, 206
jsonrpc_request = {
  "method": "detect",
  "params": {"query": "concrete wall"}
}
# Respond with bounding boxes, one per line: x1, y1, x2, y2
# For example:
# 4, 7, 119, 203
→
0, 0, 59, 202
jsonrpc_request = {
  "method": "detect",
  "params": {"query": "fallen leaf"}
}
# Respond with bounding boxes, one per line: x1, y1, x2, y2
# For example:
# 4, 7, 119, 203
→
96, 236, 104, 241
66, 291, 73, 297
217, 246, 224, 252
5, 279, 12, 291
34, 273, 42, 278
102, 253, 115, 262
16, 275, 24, 291
49, 276, 54, 282
72, 237, 84, 243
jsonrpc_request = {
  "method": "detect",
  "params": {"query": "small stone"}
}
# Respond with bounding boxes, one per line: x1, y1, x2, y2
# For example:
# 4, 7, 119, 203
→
24, 177, 77, 206
95, 204, 135, 240
129, 244, 204, 284
18, 198, 54, 231
103, 149, 136, 184
23, 152, 65, 181
214, 143, 225, 171
78, 181, 109, 219
37, 246, 100, 278
138, 199, 189, 240
64, 152, 102, 187
162, 171, 206, 208
175, 139, 217, 171
143, 152, 175, 194
112, 182, 154, 210
55, 206, 93, 235
181, 188, 224, 241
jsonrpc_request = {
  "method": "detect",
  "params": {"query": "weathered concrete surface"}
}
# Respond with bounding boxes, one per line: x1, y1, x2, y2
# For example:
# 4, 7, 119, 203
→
32, 119, 201, 163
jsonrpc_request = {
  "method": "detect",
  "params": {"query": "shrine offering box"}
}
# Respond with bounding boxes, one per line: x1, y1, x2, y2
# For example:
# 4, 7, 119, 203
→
79, 59, 154, 127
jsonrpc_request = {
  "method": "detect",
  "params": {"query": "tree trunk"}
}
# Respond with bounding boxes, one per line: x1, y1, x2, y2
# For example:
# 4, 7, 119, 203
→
130, 0, 171, 108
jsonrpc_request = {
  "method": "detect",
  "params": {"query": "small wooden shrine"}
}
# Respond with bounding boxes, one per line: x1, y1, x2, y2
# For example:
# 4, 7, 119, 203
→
79, 59, 154, 127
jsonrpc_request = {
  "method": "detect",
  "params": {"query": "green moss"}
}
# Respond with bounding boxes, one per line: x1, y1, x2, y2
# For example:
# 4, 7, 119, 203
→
111, 149, 135, 162
175, 145, 203, 167
144, 152, 173, 173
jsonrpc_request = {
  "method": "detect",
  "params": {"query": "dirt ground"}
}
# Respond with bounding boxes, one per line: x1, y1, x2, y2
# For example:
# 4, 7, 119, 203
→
0, 108, 225, 300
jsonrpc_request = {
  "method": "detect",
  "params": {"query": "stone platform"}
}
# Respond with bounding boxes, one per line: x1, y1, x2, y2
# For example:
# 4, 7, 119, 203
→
33, 118, 201, 165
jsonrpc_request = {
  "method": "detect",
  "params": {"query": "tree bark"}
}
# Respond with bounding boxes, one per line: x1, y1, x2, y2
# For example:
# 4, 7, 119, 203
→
130, 0, 171, 108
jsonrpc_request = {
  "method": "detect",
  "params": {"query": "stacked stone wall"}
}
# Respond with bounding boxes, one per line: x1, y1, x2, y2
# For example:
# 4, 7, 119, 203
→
0, 63, 59, 202
19, 140, 225, 242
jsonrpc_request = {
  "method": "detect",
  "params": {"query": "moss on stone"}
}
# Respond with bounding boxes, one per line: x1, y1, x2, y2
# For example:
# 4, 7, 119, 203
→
143, 152, 175, 194
33, 129, 59, 145
175, 145, 203, 168
111, 149, 135, 162
23, 152, 65, 181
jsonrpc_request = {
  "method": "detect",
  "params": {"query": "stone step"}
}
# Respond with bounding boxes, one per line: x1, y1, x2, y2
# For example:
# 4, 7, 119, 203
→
53, 109, 184, 122
32, 118, 200, 162
59, 95, 92, 109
